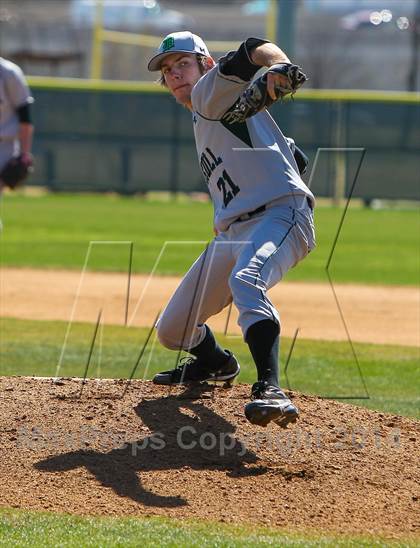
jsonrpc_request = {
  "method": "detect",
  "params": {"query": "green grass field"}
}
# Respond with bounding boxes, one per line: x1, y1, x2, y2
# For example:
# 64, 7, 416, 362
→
1, 193, 419, 285
1, 508, 414, 547
1, 194, 418, 545
1, 318, 418, 418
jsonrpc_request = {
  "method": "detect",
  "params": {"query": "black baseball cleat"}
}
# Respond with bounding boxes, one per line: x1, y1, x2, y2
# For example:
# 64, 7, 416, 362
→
152, 351, 240, 386
244, 381, 299, 428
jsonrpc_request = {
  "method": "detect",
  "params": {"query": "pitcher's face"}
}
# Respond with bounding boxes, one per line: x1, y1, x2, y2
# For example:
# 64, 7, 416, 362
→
161, 53, 203, 109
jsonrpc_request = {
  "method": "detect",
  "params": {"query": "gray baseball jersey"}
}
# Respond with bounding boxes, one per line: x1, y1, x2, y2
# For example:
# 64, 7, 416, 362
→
0, 58, 33, 140
191, 65, 315, 233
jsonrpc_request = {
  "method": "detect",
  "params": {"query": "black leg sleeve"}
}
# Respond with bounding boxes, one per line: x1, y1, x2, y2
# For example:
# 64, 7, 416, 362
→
189, 324, 229, 371
245, 319, 280, 387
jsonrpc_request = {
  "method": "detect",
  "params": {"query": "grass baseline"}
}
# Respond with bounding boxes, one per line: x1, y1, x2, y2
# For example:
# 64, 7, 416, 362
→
0, 507, 416, 547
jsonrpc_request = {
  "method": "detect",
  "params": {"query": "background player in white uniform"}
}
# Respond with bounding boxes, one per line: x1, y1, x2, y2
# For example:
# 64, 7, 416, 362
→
148, 32, 315, 428
0, 58, 34, 193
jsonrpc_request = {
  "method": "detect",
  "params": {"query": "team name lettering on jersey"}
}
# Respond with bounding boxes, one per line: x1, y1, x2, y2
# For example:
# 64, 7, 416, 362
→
200, 147, 222, 184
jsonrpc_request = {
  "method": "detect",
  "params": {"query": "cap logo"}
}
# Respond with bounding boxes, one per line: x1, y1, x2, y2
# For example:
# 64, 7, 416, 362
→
161, 37, 175, 52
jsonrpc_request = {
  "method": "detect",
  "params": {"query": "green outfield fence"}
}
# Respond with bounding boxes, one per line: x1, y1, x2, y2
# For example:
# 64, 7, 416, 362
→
27, 77, 420, 202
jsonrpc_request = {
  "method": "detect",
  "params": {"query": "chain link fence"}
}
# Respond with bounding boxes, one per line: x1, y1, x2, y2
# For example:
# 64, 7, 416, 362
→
27, 82, 420, 202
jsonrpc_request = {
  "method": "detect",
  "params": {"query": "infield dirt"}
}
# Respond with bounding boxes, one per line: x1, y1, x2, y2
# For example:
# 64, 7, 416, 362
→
1, 268, 419, 346
0, 377, 419, 540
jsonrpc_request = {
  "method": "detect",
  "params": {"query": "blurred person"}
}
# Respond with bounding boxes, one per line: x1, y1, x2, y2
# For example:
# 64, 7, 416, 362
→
147, 32, 315, 428
0, 57, 34, 194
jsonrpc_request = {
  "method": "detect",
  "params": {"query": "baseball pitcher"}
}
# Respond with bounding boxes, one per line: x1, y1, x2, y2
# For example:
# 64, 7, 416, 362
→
148, 32, 315, 428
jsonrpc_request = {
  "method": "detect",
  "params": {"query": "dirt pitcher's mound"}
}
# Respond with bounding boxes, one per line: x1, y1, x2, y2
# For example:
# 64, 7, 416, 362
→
0, 377, 419, 539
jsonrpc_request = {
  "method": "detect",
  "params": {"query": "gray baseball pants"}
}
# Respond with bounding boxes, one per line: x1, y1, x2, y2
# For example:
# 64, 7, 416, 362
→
156, 196, 316, 350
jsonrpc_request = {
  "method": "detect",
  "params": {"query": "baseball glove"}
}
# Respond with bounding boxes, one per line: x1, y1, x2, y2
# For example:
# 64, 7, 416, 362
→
0, 154, 33, 190
223, 63, 307, 125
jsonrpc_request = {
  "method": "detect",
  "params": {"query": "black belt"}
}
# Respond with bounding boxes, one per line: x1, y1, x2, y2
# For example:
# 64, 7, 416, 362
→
235, 205, 266, 222
235, 196, 312, 223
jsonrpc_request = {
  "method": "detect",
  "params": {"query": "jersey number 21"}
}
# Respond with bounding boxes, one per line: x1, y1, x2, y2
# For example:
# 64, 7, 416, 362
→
217, 170, 240, 207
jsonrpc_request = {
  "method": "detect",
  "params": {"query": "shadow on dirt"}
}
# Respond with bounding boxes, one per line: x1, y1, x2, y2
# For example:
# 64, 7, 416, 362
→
35, 392, 266, 508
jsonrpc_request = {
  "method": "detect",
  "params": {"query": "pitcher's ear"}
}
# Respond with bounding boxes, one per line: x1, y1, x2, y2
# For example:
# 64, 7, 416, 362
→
205, 57, 216, 70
